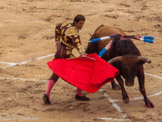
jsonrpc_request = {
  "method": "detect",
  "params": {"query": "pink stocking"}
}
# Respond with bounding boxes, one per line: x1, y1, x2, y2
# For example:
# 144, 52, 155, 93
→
46, 80, 55, 98
76, 88, 83, 96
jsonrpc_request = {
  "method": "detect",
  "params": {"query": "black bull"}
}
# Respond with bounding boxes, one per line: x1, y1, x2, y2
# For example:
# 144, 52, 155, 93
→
86, 25, 154, 108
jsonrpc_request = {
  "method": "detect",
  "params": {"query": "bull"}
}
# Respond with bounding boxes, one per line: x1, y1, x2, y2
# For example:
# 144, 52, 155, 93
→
86, 25, 154, 108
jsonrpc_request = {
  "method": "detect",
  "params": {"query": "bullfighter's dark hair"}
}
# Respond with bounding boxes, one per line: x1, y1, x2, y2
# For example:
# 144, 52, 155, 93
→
73, 14, 85, 23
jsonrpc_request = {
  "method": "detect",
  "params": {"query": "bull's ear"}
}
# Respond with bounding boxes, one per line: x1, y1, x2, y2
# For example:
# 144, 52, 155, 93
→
108, 56, 122, 64
138, 56, 151, 64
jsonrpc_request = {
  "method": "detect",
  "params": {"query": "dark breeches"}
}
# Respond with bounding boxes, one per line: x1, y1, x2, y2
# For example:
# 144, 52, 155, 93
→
49, 44, 74, 82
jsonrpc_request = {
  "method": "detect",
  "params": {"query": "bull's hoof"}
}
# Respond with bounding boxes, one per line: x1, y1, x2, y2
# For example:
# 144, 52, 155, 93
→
123, 98, 129, 104
145, 102, 154, 108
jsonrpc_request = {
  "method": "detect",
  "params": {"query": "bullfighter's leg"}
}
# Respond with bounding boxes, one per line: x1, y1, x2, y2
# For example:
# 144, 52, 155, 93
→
66, 54, 89, 101
43, 73, 59, 105
116, 75, 129, 104
137, 67, 154, 108
111, 80, 121, 90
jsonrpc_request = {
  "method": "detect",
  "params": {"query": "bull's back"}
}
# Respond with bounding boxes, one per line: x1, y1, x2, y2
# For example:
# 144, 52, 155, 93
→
112, 39, 141, 57
95, 26, 125, 37
94, 25, 126, 51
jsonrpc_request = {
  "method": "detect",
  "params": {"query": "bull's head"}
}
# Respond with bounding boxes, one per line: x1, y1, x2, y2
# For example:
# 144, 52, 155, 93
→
108, 55, 151, 87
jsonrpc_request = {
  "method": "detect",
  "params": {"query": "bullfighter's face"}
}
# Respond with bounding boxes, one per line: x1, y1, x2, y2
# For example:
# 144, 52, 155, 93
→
75, 20, 85, 30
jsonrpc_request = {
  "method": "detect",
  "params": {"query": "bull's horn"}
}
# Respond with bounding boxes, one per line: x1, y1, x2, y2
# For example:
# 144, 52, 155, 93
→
108, 56, 122, 64
138, 56, 151, 63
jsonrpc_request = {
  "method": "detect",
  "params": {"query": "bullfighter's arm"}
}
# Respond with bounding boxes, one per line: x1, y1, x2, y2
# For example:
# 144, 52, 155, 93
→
71, 34, 85, 54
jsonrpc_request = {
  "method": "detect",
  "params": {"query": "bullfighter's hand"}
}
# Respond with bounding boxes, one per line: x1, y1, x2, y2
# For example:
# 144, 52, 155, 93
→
80, 53, 87, 57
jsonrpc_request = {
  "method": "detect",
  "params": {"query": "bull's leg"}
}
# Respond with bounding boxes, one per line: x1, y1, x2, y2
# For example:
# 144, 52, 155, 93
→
111, 81, 120, 90
137, 68, 154, 108
116, 75, 129, 104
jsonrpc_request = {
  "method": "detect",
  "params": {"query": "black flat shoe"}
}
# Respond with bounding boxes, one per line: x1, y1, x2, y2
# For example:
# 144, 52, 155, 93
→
43, 94, 51, 105
75, 95, 90, 101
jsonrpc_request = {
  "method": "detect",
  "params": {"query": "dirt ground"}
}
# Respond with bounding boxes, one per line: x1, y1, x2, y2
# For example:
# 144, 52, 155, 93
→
0, 0, 162, 122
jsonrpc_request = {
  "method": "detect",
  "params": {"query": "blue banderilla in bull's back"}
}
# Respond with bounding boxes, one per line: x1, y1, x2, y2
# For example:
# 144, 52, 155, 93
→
90, 35, 154, 57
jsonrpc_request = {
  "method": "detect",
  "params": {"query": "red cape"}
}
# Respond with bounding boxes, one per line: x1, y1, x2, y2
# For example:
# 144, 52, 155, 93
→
47, 53, 120, 93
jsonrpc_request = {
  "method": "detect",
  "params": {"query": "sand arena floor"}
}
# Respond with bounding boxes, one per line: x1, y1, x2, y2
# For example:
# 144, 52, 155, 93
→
0, 0, 162, 122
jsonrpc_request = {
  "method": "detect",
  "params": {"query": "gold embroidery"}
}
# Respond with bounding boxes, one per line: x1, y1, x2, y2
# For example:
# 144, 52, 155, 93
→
67, 24, 72, 28
77, 43, 81, 47
77, 44, 85, 54
61, 21, 70, 27
56, 29, 59, 32
61, 29, 65, 35
75, 39, 80, 42
66, 50, 71, 55
65, 27, 78, 36
61, 38, 76, 48
66, 47, 72, 50
56, 37, 60, 41
70, 55, 75, 58
64, 36, 68, 41
74, 34, 79, 38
